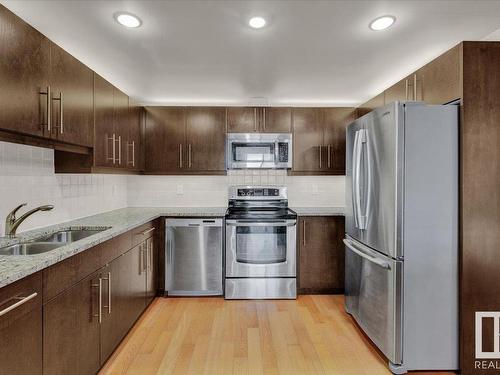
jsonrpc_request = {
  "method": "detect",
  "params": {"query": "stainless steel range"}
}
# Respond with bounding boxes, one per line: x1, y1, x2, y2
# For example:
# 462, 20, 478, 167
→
225, 186, 297, 299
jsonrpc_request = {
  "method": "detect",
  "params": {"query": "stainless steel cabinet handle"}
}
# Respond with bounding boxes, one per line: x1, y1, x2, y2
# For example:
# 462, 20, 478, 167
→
405, 79, 409, 101
319, 145, 322, 169
141, 227, 155, 236
59, 92, 64, 134
91, 279, 102, 323
112, 134, 116, 164
132, 141, 135, 167
343, 238, 391, 270
254, 108, 257, 132
149, 241, 153, 271
179, 144, 183, 168
303, 220, 306, 246
40, 86, 51, 131
117, 136, 122, 165
327, 145, 331, 168
188, 144, 192, 168
413, 74, 417, 100
127, 141, 135, 167
102, 272, 111, 314
0, 292, 37, 317
263, 107, 266, 131
139, 246, 144, 275
143, 245, 148, 273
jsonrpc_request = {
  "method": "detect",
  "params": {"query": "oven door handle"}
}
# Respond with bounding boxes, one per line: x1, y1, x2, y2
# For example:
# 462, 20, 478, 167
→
226, 220, 296, 227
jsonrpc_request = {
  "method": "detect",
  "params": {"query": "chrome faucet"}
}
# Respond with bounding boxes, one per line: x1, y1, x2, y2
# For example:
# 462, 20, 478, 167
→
4, 203, 54, 238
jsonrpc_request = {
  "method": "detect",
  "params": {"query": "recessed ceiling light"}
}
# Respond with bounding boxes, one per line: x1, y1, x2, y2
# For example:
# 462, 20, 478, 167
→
249, 16, 266, 29
114, 12, 142, 28
369, 15, 396, 31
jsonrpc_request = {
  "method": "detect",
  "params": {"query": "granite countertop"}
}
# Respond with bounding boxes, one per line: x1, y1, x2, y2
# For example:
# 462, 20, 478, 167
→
0, 207, 226, 288
292, 207, 345, 216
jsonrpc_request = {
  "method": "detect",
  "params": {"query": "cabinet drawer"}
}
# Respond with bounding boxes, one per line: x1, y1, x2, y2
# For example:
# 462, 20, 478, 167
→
0, 272, 42, 328
131, 221, 156, 247
99, 231, 133, 265
42, 245, 101, 303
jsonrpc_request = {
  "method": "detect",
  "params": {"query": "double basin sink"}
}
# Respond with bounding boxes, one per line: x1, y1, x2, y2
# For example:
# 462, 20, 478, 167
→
0, 228, 109, 256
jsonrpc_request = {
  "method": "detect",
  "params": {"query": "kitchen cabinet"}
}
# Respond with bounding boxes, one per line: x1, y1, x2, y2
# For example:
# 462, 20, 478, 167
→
146, 236, 156, 305
357, 92, 384, 117
145, 106, 226, 174
145, 106, 185, 173
127, 100, 143, 171
418, 44, 462, 104
43, 270, 101, 375
49, 42, 94, 147
0, 273, 42, 375
186, 107, 226, 172
227, 107, 292, 133
293, 107, 355, 174
0, 5, 50, 138
112, 87, 129, 168
298, 216, 345, 294
94, 74, 115, 168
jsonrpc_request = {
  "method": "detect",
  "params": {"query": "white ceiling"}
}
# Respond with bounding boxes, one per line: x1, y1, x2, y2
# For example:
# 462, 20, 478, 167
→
2, 0, 500, 106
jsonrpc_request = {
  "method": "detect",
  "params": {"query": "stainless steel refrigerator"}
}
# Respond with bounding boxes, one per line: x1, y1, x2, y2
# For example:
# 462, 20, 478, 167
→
344, 102, 458, 374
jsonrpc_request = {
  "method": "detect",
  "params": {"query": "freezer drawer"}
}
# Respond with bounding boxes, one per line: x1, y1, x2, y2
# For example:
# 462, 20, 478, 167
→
344, 236, 403, 365
166, 219, 223, 296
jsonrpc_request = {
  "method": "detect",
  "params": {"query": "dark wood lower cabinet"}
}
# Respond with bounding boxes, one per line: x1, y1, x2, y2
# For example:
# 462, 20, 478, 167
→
43, 271, 101, 375
298, 216, 345, 294
0, 273, 42, 375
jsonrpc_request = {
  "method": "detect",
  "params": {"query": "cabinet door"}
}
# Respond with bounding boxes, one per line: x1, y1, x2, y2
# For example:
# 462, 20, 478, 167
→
145, 107, 186, 172
419, 44, 461, 104
357, 92, 385, 117
0, 273, 42, 375
186, 107, 226, 172
292, 108, 324, 172
126, 101, 143, 171
43, 271, 101, 375
298, 216, 345, 293
384, 77, 410, 104
100, 246, 146, 364
113, 88, 129, 168
0, 6, 50, 138
227, 107, 258, 133
323, 108, 356, 174
263, 107, 292, 133
49, 42, 93, 146
94, 74, 115, 168
146, 237, 156, 305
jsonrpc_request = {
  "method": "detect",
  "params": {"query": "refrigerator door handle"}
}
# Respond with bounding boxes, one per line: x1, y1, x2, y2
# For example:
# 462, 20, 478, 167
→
343, 238, 391, 270
352, 130, 360, 228
354, 130, 364, 229
357, 129, 368, 230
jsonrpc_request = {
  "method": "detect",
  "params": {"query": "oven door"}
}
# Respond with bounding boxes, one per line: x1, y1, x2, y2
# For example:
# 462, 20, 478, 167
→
225, 219, 296, 277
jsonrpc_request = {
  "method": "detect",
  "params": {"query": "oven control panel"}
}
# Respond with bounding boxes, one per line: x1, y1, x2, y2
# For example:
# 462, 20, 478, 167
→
237, 188, 280, 197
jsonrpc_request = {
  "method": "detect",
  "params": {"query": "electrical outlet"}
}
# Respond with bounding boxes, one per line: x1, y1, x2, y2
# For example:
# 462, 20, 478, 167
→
176, 184, 184, 195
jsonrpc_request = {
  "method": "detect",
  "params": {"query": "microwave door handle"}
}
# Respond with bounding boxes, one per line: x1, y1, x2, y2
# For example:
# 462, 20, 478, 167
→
343, 238, 391, 270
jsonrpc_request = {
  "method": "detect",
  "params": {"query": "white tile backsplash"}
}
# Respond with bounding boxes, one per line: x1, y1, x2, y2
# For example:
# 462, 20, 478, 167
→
0, 142, 128, 235
0, 141, 345, 235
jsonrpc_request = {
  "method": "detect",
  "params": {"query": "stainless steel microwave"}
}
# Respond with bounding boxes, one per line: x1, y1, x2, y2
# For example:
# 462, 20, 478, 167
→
226, 133, 293, 169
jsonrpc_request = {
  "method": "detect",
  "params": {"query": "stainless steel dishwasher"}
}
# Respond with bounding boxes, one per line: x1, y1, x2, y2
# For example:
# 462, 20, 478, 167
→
165, 218, 223, 296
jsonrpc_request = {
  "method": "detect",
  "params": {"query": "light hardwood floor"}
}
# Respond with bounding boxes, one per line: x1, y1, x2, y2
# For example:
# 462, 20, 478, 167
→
99, 295, 456, 375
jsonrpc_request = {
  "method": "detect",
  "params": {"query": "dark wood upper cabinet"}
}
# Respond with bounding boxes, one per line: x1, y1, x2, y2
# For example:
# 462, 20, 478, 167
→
357, 92, 385, 117
145, 107, 186, 173
292, 107, 353, 174
94, 74, 115, 168
227, 107, 257, 132
127, 100, 143, 171
0, 5, 50, 138
292, 108, 323, 173
298, 216, 345, 294
418, 44, 462, 104
263, 107, 292, 133
112, 87, 129, 168
323, 108, 356, 174
43, 270, 101, 375
49, 42, 94, 147
186, 107, 226, 172
0, 272, 43, 375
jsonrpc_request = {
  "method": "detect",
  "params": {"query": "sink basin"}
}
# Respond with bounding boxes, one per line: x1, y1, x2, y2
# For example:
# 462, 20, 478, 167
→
0, 242, 62, 256
39, 228, 107, 243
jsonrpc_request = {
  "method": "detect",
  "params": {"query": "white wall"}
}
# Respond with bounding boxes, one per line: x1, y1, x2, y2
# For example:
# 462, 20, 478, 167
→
127, 170, 345, 208
0, 142, 128, 235
0, 141, 345, 235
